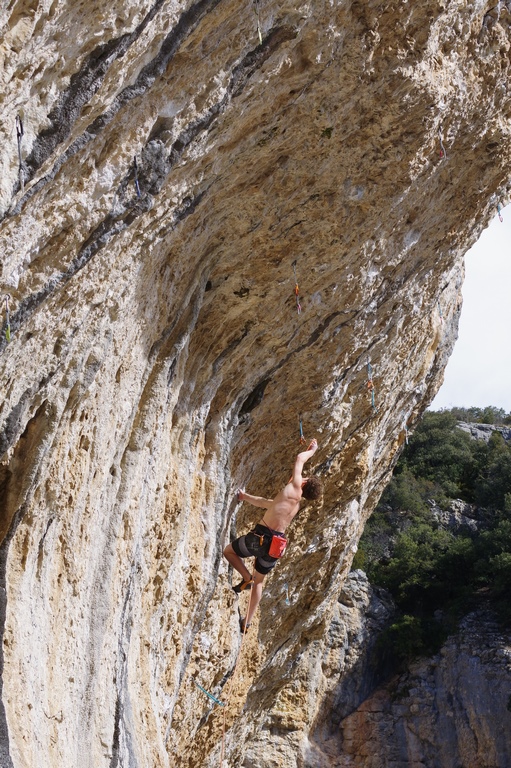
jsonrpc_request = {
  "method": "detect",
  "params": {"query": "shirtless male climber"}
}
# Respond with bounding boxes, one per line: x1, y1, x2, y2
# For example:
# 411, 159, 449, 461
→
223, 439, 322, 632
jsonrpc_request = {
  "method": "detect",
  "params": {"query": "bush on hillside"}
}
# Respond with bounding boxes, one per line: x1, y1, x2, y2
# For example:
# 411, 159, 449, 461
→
446, 405, 511, 425
358, 407, 511, 663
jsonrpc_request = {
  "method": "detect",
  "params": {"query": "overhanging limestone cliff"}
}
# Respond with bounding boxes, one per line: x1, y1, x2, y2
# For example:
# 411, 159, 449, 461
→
1, 1, 511, 766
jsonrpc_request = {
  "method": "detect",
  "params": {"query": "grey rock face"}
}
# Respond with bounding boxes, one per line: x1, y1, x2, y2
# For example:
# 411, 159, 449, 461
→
457, 422, 511, 445
306, 571, 396, 765
333, 611, 511, 768
428, 498, 480, 531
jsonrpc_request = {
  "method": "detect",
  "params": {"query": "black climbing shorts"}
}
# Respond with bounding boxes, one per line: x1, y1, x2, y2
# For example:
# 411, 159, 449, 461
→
231, 524, 285, 575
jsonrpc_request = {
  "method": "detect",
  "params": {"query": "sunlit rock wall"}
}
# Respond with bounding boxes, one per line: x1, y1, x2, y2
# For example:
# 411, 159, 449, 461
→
1, 0, 511, 766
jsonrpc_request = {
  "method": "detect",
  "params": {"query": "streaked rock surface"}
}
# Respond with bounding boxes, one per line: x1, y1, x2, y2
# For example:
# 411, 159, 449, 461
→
0, 0, 511, 765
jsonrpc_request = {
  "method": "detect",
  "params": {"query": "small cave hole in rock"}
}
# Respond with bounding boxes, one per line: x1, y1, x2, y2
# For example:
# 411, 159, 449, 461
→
239, 378, 270, 416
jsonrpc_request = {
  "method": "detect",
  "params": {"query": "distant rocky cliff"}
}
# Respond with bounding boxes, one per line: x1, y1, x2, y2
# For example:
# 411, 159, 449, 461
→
1, 1, 511, 766
311, 576, 511, 768
457, 421, 511, 444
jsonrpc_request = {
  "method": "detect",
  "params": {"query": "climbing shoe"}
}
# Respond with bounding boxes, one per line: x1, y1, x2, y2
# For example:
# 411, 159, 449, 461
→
239, 617, 251, 633
233, 577, 254, 594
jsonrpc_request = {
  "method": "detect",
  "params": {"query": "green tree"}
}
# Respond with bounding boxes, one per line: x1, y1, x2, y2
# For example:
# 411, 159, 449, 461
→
475, 433, 511, 510
358, 406, 511, 663
379, 469, 429, 514
397, 412, 481, 502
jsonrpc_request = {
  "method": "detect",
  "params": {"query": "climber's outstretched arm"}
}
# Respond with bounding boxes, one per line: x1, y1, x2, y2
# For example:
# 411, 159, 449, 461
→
237, 489, 273, 508
291, 439, 318, 489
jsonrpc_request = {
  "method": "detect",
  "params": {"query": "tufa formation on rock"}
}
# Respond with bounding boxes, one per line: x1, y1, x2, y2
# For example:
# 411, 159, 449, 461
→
1, 0, 511, 765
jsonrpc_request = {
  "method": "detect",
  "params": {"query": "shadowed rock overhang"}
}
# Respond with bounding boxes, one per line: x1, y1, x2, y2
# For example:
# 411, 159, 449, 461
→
0, 0, 510, 766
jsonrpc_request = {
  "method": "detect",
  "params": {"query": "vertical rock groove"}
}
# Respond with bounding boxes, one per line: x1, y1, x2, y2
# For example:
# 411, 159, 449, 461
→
0, 1, 510, 766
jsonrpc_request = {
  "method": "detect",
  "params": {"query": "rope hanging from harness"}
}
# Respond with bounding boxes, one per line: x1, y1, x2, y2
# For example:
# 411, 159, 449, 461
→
366, 361, 376, 410
498, 203, 504, 222
292, 260, 301, 314
438, 127, 446, 160
253, 0, 263, 44
15, 115, 24, 191
134, 156, 142, 199
4, 295, 11, 343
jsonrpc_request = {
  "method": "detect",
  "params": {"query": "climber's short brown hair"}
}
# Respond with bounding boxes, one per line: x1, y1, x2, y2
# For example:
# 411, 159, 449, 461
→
302, 475, 323, 500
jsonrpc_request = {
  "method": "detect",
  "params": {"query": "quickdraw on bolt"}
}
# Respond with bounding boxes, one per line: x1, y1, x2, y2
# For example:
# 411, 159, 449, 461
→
299, 414, 307, 444
367, 361, 376, 410
438, 127, 446, 160
292, 260, 302, 314
498, 203, 503, 223
253, 0, 263, 44
134, 156, 141, 199
15, 115, 24, 190
4, 295, 11, 343
193, 679, 225, 707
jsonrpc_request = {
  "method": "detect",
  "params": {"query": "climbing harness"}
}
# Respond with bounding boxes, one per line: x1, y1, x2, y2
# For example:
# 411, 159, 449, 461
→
292, 260, 301, 314
366, 361, 376, 411
253, 0, 263, 44
134, 156, 141, 199
299, 414, 307, 444
438, 127, 446, 160
4, 295, 11, 343
498, 203, 504, 222
15, 115, 24, 190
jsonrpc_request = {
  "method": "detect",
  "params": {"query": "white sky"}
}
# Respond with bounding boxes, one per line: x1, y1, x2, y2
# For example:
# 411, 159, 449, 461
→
430, 206, 511, 413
